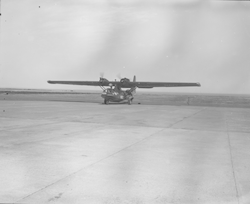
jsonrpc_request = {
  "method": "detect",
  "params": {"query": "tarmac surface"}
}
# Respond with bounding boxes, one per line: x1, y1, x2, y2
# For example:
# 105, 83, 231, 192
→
0, 92, 250, 204
1, 88, 250, 108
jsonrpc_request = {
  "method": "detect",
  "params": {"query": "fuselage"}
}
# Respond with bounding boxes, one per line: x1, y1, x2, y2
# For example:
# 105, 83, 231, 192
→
101, 88, 131, 102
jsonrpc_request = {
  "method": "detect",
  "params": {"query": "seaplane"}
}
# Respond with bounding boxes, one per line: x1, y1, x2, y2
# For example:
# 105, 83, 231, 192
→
48, 75, 200, 105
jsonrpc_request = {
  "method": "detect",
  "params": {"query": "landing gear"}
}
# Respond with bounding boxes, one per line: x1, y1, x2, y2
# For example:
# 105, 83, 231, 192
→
104, 99, 109, 105
128, 99, 132, 105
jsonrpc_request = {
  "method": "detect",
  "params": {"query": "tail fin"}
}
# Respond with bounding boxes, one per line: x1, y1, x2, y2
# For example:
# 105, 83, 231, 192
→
130, 75, 136, 94
133, 75, 136, 82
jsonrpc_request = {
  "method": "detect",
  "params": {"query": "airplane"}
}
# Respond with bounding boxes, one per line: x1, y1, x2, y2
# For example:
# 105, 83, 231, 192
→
47, 76, 200, 105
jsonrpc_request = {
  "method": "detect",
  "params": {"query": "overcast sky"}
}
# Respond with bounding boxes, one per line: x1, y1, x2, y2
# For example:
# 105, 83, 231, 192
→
1, 0, 250, 94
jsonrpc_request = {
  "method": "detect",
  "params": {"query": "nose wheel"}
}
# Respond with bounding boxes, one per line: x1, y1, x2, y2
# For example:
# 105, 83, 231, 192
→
127, 96, 134, 105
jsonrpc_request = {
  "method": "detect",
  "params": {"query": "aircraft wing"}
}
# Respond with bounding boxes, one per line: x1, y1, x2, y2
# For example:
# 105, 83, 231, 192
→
135, 82, 201, 88
47, 80, 112, 86
48, 80, 200, 88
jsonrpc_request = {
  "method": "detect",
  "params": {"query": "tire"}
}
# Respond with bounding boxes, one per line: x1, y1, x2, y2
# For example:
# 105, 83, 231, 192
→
104, 99, 109, 104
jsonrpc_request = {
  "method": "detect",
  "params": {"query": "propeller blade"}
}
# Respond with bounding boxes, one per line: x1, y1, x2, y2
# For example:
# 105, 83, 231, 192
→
100, 72, 104, 78
117, 74, 122, 79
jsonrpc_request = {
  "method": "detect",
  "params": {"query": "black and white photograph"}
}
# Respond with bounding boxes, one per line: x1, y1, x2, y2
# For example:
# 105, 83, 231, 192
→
1, 0, 250, 203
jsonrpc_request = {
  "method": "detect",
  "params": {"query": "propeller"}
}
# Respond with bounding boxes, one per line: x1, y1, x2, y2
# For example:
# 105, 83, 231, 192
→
117, 73, 122, 80
100, 72, 104, 78
99, 72, 109, 83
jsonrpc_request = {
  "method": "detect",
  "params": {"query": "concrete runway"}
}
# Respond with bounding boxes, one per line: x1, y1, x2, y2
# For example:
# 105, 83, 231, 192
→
1, 99, 250, 204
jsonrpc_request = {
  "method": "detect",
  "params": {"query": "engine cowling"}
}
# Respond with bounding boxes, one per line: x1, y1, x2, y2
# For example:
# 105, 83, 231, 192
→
99, 77, 109, 83
120, 78, 130, 83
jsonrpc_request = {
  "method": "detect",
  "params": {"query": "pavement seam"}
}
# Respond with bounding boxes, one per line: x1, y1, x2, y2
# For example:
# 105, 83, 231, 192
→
166, 107, 207, 128
0, 121, 64, 132
170, 127, 250, 134
226, 118, 240, 204
16, 127, 165, 203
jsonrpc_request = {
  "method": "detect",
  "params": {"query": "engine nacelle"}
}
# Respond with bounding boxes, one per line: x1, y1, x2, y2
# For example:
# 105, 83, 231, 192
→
120, 78, 130, 83
99, 77, 109, 83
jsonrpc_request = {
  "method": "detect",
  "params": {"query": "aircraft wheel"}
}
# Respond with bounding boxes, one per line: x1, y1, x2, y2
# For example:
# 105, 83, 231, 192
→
128, 99, 132, 105
104, 99, 109, 104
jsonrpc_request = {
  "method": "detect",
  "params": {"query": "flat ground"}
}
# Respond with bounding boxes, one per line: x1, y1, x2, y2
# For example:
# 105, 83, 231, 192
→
0, 92, 250, 204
